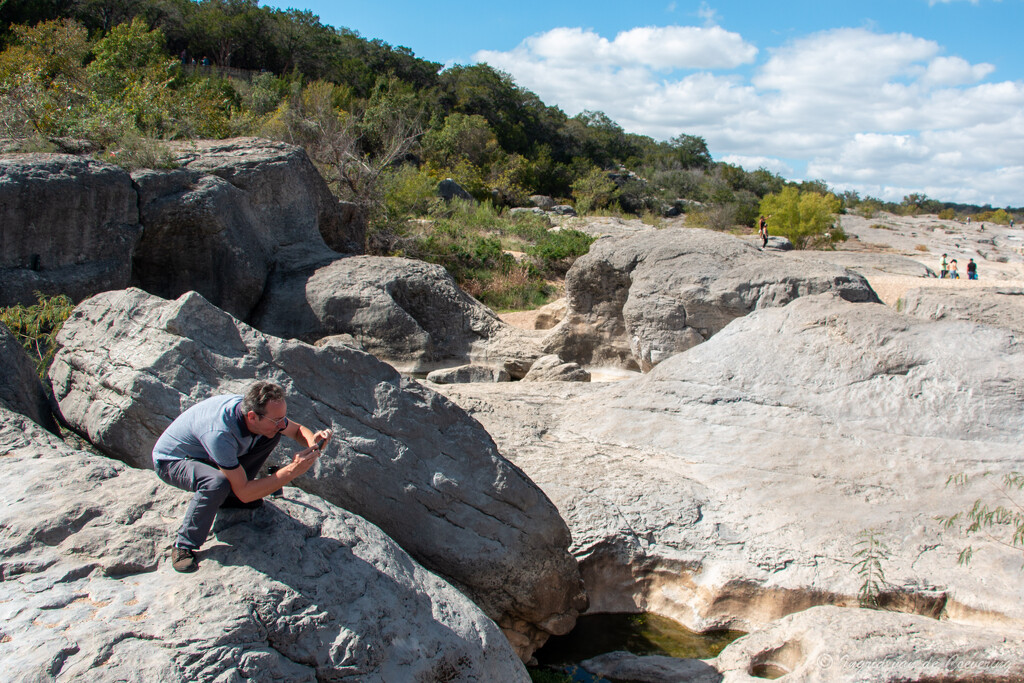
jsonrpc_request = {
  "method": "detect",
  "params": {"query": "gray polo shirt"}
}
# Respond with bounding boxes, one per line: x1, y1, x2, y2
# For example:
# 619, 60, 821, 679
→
152, 394, 255, 470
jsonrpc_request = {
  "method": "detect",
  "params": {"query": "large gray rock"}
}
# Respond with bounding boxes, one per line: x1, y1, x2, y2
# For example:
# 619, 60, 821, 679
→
174, 138, 363, 255
899, 285, 1024, 334
0, 154, 141, 306
426, 364, 511, 384
252, 256, 544, 375
0, 406, 528, 682
48, 288, 586, 660
131, 138, 350, 321
131, 169, 279, 321
438, 178, 473, 202
433, 294, 1024, 646
521, 355, 590, 383
789, 250, 937, 278
542, 228, 879, 371
0, 321, 58, 433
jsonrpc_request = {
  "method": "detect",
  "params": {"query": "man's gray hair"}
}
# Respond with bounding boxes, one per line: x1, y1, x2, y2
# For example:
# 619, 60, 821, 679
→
242, 381, 285, 415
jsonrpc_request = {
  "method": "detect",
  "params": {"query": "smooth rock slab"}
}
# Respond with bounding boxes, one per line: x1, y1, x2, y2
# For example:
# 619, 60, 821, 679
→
899, 285, 1024, 334
48, 288, 585, 660
713, 605, 1024, 682
0, 406, 528, 682
434, 294, 1024, 642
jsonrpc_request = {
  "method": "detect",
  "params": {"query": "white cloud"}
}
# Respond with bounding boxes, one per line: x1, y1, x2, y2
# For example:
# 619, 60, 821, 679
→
720, 155, 794, 176
473, 25, 1024, 206
475, 25, 756, 73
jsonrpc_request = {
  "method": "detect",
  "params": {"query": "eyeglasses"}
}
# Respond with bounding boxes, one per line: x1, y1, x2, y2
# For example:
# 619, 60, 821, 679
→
259, 413, 289, 428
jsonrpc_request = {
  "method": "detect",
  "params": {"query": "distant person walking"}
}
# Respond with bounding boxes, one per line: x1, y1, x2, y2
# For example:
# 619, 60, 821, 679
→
949, 259, 959, 280
967, 258, 977, 280
758, 215, 768, 248
940, 253, 949, 279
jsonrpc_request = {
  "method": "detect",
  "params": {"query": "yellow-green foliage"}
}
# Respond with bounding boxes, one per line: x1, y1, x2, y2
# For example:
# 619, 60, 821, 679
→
0, 292, 74, 378
760, 187, 844, 249
977, 208, 1011, 225
0, 19, 90, 138
571, 166, 618, 214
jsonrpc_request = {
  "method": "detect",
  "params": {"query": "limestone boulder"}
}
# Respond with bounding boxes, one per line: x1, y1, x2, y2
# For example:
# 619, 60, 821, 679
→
0, 406, 528, 682
426, 364, 511, 384
789, 250, 937, 278
0, 154, 141, 306
0, 321, 58, 434
433, 293, 1024, 644
48, 288, 586, 660
131, 138, 348, 321
529, 195, 556, 210
899, 285, 1024, 334
521, 355, 590, 383
131, 169, 276, 320
542, 228, 879, 371
713, 606, 1024, 681
173, 138, 362, 255
252, 255, 544, 375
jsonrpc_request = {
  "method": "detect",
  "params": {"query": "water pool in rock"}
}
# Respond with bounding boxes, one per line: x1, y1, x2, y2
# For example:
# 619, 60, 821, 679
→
532, 612, 745, 681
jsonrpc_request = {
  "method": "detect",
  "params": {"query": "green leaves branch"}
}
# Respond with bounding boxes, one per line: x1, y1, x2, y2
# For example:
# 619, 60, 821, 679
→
938, 472, 1024, 567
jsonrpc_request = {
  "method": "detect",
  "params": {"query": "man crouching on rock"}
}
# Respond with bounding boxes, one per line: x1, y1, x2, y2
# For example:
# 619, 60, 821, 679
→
152, 380, 332, 573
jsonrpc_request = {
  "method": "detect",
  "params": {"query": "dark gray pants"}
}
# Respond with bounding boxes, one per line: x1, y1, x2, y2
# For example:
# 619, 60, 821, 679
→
155, 434, 281, 550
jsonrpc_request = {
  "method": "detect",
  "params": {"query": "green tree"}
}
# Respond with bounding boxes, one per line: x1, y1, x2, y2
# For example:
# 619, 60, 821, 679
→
571, 166, 618, 214
759, 187, 843, 249
0, 19, 90, 138
422, 112, 497, 169
667, 133, 712, 169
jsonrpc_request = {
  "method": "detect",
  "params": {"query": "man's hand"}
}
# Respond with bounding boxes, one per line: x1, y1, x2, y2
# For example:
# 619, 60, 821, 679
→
288, 445, 322, 477
310, 429, 333, 451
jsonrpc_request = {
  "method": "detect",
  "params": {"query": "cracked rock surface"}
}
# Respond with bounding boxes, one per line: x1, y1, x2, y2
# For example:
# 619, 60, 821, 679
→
435, 293, 1024, 670
0, 406, 527, 682
47, 288, 585, 660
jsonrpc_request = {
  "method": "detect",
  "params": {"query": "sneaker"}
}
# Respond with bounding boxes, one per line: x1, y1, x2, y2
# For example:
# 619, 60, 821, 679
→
171, 546, 198, 573
220, 495, 263, 510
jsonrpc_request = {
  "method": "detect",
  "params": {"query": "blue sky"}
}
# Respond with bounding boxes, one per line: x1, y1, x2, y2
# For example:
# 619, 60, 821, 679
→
261, 1, 1024, 207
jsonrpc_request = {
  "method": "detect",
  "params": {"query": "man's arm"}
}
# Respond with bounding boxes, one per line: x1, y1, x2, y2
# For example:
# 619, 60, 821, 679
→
220, 444, 322, 502
280, 419, 328, 449
221, 422, 333, 503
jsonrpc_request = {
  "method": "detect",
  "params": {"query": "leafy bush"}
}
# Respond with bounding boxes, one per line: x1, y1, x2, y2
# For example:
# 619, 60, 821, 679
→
759, 187, 843, 249
393, 200, 590, 310
0, 292, 74, 378
529, 229, 595, 273
571, 166, 617, 214
977, 208, 1011, 225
